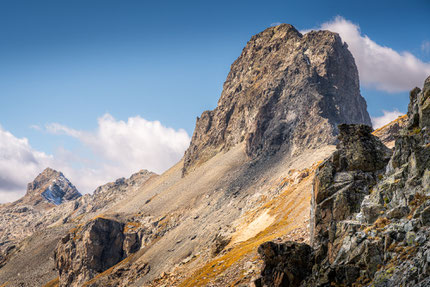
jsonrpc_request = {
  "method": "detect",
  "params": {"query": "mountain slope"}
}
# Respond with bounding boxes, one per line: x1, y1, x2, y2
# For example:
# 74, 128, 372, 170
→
373, 114, 408, 148
49, 24, 371, 287
0, 23, 372, 287
0, 169, 155, 286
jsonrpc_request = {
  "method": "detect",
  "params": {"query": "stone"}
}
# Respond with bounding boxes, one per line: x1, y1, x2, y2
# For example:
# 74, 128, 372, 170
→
123, 232, 141, 257
311, 124, 389, 260
420, 206, 430, 226
406, 231, 416, 246
22, 167, 81, 207
211, 233, 231, 256
333, 124, 392, 172
387, 206, 410, 219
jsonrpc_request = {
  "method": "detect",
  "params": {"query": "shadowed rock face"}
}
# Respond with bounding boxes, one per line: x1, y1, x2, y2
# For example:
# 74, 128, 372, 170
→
55, 217, 136, 287
182, 23, 371, 176
257, 241, 313, 287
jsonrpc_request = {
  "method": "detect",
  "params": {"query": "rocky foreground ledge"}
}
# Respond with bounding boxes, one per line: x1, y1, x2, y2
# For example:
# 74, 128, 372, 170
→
255, 76, 430, 287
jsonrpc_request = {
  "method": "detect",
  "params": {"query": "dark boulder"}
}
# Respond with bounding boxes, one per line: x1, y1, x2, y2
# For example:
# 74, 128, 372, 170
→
256, 241, 313, 287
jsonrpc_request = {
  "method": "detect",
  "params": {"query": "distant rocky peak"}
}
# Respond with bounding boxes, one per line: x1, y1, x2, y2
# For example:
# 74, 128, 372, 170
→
26, 167, 81, 206
182, 23, 371, 176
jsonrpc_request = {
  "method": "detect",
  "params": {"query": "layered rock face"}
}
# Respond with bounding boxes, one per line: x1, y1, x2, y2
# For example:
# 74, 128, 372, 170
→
308, 124, 391, 285
256, 76, 430, 287
55, 217, 141, 287
256, 241, 313, 287
183, 24, 371, 175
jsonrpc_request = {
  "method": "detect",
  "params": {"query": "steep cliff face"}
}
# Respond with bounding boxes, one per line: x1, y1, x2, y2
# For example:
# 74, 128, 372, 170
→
55, 217, 130, 287
183, 24, 371, 175
256, 76, 430, 287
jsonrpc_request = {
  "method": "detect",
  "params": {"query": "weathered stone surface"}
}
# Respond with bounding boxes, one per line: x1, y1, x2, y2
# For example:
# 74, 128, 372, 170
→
421, 206, 430, 226
303, 76, 430, 286
257, 241, 313, 287
182, 24, 371, 175
257, 124, 394, 286
310, 124, 390, 256
54, 217, 140, 287
333, 124, 392, 172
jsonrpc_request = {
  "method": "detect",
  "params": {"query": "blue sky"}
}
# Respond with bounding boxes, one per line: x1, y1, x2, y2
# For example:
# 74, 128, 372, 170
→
0, 0, 429, 201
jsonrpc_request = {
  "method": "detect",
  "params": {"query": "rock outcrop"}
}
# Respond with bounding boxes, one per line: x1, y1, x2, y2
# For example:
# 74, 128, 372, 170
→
256, 241, 313, 287
55, 217, 141, 287
256, 76, 430, 287
0, 168, 81, 268
182, 24, 371, 175
0, 169, 155, 286
308, 124, 391, 285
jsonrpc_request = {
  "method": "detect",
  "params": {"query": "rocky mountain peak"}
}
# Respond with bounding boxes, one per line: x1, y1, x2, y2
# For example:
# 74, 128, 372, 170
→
25, 167, 81, 206
182, 23, 371, 175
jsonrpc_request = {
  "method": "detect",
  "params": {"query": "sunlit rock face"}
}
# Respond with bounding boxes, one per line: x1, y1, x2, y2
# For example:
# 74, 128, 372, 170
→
25, 167, 81, 206
183, 23, 371, 176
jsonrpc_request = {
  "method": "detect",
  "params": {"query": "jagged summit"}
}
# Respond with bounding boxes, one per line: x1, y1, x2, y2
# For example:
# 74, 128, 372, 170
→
182, 23, 371, 175
23, 167, 81, 206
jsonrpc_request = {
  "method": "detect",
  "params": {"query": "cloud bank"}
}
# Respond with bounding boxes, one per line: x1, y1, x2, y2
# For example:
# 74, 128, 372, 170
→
311, 16, 430, 93
0, 116, 190, 203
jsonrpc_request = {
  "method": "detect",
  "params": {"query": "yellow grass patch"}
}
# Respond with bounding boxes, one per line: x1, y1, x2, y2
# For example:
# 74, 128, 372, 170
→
179, 168, 315, 286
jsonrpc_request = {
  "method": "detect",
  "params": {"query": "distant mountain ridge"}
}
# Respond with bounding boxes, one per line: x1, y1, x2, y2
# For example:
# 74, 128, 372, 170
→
25, 167, 81, 206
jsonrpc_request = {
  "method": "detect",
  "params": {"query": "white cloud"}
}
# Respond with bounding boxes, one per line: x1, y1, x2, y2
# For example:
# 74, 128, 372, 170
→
309, 16, 430, 93
422, 41, 430, 54
371, 109, 404, 129
45, 123, 82, 138
46, 114, 190, 174
0, 125, 53, 202
0, 116, 190, 203
29, 124, 41, 131
270, 22, 281, 27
